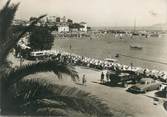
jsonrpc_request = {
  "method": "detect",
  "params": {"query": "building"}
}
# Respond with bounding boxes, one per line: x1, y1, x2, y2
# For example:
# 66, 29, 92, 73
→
12, 19, 27, 26
56, 17, 61, 23
79, 22, 87, 32
67, 19, 73, 24
70, 28, 79, 32
57, 24, 69, 33
47, 16, 56, 22
60, 16, 67, 23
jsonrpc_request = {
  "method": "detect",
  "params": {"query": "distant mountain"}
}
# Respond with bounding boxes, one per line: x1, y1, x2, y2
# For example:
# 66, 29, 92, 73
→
151, 23, 167, 27
149, 23, 167, 30
92, 23, 167, 31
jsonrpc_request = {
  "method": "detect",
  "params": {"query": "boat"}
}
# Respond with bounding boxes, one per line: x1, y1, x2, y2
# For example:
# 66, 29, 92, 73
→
129, 18, 143, 50
115, 53, 119, 58
130, 45, 143, 50
104, 58, 118, 62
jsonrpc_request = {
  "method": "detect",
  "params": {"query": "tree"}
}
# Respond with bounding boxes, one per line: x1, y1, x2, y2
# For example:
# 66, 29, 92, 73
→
67, 19, 73, 24
87, 26, 91, 31
0, 1, 112, 116
28, 25, 54, 50
69, 23, 84, 30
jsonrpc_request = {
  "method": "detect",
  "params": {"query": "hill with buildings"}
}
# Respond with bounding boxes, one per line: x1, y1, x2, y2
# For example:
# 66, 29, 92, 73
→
12, 16, 90, 33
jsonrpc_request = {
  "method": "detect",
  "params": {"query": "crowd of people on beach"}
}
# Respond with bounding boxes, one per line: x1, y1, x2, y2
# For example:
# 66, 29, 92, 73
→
30, 49, 167, 83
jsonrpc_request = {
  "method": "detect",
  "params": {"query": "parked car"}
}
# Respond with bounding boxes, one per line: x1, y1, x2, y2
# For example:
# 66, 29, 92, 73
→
107, 70, 140, 87
127, 78, 161, 93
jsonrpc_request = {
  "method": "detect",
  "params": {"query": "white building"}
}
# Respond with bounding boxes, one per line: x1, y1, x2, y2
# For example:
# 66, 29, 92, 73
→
79, 22, 87, 32
60, 16, 67, 23
47, 16, 56, 22
12, 19, 27, 26
58, 24, 69, 33
70, 28, 79, 32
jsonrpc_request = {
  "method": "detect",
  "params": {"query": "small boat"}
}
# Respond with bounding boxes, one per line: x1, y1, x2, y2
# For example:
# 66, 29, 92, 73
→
104, 58, 118, 62
115, 53, 119, 58
130, 45, 143, 50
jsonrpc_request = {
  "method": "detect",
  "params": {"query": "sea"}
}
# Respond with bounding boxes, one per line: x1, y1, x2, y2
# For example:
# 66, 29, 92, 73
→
53, 34, 167, 72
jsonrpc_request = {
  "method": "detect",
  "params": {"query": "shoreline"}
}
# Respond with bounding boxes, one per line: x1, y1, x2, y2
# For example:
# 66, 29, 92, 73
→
30, 49, 167, 82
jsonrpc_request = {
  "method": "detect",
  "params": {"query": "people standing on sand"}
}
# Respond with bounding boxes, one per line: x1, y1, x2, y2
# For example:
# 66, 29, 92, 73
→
143, 69, 147, 76
101, 72, 104, 83
82, 74, 86, 86
106, 71, 110, 82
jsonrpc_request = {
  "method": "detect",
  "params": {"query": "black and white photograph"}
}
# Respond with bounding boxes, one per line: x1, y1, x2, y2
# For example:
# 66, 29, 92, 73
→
0, 0, 167, 117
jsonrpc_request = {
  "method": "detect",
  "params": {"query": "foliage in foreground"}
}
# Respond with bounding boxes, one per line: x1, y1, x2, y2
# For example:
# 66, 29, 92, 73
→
0, 0, 112, 116
15, 78, 112, 116
28, 25, 54, 50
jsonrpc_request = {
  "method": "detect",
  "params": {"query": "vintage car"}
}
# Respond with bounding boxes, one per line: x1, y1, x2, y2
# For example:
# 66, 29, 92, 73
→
127, 78, 161, 93
106, 70, 140, 87
163, 86, 167, 98
155, 83, 167, 98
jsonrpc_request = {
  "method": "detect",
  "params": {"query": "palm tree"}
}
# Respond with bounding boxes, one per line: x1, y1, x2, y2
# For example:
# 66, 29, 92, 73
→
0, 0, 112, 116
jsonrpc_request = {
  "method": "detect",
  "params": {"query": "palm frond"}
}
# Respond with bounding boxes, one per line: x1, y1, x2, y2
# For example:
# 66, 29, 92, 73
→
0, 60, 12, 76
0, 0, 19, 67
1, 15, 47, 64
0, 0, 19, 43
0, 0, 46, 66
35, 107, 68, 116
16, 14, 47, 40
17, 79, 112, 117
3, 60, 79, 88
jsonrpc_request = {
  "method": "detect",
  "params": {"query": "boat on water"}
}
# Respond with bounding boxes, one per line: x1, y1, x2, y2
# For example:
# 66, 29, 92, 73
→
129, 18, 143, 50
104, 58, 118, 62
130, 45, 143, 50
115, 53, 119, 58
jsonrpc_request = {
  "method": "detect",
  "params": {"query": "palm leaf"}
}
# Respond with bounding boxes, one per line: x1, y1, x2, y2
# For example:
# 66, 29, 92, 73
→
0, 0, 46, 66
0, 0, 19, 67
0, 1, 112, 116
0, 14, 47, 65
0, 0, 19, 43
17, 79, 112, 117
3, 60, 79, 88
15, 14, 47, 42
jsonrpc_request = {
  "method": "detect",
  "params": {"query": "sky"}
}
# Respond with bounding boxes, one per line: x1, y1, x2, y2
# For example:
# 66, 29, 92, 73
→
0, 0, 167, 27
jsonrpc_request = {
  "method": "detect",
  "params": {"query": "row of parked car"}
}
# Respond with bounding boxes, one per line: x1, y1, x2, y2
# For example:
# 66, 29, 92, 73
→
105, 70, 167, 94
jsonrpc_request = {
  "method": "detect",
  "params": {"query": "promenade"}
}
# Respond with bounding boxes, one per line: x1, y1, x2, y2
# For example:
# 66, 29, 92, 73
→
30, 49, 167, 83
